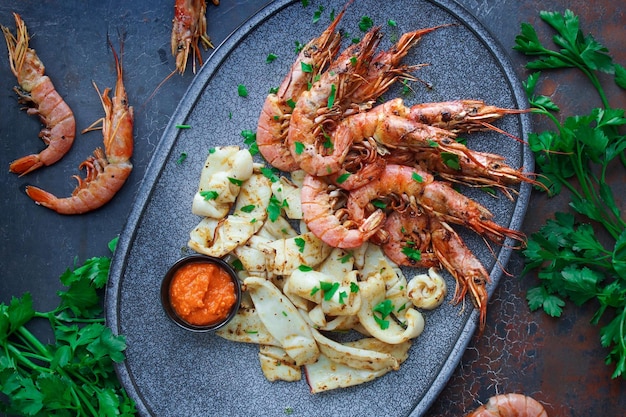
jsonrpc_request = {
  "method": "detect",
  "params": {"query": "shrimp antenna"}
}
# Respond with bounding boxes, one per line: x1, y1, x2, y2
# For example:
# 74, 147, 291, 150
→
142, 68, 178, 110
482, 235, 515, 279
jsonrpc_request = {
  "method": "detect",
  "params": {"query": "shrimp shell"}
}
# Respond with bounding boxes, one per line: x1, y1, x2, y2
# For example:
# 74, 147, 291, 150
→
25, 41, 133, 214
2, 13, 76, 176
465, 393, 548, 417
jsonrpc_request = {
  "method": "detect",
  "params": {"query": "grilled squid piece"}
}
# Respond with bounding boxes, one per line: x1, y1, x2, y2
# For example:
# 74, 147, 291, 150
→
357, 275, 425, 344
265, 232, 331, 276
191, 146, 253, 218
258, 346, 302, 382
304, 338, 411, 393
189, 173, 271, 257
244, 276, 319, 366
215, 306, 280, 346
407, 268, 447, 310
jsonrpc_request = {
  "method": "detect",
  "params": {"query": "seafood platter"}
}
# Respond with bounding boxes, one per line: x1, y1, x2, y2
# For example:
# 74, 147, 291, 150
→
106, 0, 533, 415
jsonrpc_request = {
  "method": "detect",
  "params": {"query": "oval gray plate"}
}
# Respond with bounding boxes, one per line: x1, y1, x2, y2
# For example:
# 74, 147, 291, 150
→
106, 1, 533, 416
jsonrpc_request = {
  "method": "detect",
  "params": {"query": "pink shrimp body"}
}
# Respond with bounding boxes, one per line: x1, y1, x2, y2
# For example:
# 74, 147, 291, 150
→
25, 43, 133, 215
301, 174, 385, 249
257, 9, 344, 172
2, 13, 76, 176
465, 393, 548, 417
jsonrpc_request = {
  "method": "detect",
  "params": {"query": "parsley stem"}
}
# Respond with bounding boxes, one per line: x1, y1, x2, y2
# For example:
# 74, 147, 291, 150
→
6, 343, 51, 374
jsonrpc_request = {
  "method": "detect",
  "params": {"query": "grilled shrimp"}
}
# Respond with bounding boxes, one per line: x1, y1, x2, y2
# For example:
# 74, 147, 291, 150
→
348, 24, 451, 106
257, 8, 345, 172
430, 217, 490, 332
418, 180, 526, 245
381, 210, 490, 331
287, 27, 383, 176
346, 164, 434, 224
2, 13, 76, 176
301, 174, 385, 249
408, 99, 529, 134
381, 211, 438, 268
171, 0, 214, 74
409, 147, 535, 198
465, 393, 548, 417
25, 42, 133, 214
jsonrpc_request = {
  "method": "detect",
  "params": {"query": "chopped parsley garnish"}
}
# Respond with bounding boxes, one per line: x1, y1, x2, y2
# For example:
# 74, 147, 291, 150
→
241, 129, 259, 155
240, 205, 255, 213
387, 19, 397, 27
267, 196, 288, 221
228, 177, 244, 186
295, 237, 306, 253
412, 172, 424, 183
350, 282, 359, 293
266, 53, 278, 63
327, 84, 337, 108
441, 152, 460, 170
298, 265, 313, 272
336, 173, 351, 184
319, 281, 340, 301
175, 124, 191, 129
200, 190, 219, 201
401, 246, 422, 262
237, 84, 248, 97
373, 299, 394, 330
371, 200, 386, 209
312, 5, 324, 23
358, 16, 374, 32
294, 141, 305, 155
176, 152, 188, 165
301, 62, 313, 73
260, 166, 280, 183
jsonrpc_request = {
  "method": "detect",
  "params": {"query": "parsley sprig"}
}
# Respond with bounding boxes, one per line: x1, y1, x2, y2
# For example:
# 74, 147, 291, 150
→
515, 10, 626, 379
0, 238, 136, 415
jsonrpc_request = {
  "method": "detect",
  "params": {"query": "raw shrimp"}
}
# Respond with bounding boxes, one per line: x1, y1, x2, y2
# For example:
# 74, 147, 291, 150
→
171, 0, 214, 74
287, 27, 383, 176
25, 42, 133, 214
408, 99, 529, 133
2, 13, 76, 176
257, 8, 344, 171
301, 174, 385, 249
465, 393, 548, 417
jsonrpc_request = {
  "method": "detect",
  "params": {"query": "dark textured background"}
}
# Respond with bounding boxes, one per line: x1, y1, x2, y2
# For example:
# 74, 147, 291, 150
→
1, 1, 624, 416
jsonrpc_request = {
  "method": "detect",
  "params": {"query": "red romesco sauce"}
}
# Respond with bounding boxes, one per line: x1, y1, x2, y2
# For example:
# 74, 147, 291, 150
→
169, 262, 236, 326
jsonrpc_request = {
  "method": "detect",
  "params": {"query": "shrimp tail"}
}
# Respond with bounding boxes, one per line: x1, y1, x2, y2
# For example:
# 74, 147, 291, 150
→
9, 155, 44, 176
24, 186, 59, 210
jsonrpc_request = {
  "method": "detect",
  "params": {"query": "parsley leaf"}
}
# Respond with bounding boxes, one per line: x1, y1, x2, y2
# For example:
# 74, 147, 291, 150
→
517, 10, 626, 379
0, 238, 136, 415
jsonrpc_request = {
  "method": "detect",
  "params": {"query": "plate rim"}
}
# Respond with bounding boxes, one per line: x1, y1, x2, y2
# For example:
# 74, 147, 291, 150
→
105, 1, 534, 415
